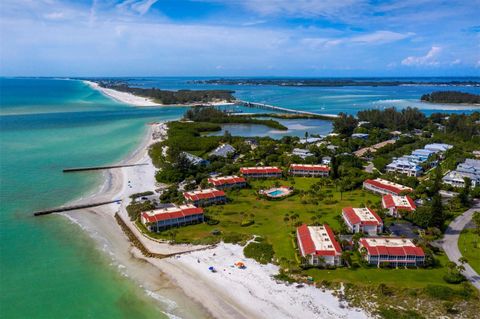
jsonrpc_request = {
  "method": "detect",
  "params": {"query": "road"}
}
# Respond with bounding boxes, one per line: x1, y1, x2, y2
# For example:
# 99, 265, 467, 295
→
441, 199, 480, 291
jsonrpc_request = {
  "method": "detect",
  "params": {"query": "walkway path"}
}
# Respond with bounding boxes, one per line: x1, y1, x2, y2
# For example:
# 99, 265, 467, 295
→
441, 199, 480, 291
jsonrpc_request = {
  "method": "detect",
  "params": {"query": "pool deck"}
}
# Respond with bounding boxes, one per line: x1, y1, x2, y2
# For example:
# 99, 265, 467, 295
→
260, 187, 293, 198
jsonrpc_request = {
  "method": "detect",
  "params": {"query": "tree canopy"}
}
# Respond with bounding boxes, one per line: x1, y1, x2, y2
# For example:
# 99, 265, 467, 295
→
421, 91, 480, 104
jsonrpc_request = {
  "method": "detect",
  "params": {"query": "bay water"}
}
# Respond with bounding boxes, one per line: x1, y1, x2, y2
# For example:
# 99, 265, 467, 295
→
0, 77, 478, 318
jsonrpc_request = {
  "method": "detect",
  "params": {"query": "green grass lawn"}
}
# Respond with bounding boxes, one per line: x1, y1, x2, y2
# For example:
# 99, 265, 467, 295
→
458, 229, 480, 274
307, 253, 453, 289
148, 176, 467, 291
165, 177, 380, 260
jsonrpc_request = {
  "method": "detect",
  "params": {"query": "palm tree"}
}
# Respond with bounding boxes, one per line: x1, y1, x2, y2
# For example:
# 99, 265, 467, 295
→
169, 229, 178, 241
458, 256, 468, 265
290, 214, 297, 226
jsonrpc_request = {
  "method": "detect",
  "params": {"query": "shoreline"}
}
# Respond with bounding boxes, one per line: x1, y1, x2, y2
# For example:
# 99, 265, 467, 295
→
60, 120, 369, 318
83, 80, 234, 108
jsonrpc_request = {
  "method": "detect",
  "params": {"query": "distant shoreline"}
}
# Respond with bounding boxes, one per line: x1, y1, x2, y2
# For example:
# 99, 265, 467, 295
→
420, 100, 480, 107
192, 78, 480, 87
83, 80, 234, 107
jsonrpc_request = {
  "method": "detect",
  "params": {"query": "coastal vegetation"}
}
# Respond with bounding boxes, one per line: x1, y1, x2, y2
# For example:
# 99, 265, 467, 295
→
141, 107, 480, 318
421, 91, 480, 104
184, 106, 288, 130
193, 78, 480, 87
248, 112, 336, 121
96, 81, 235, 105
357, 107, 428, 131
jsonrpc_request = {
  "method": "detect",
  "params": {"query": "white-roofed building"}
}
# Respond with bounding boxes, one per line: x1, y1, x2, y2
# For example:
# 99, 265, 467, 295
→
291, 148, 314, 159
443, 158, 480, 188
424, 143, 453, 153
209, 144, 236, 158
386, 159, 423, 177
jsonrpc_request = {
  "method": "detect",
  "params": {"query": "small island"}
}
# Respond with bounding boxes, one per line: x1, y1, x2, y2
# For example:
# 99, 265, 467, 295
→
96, 80, 235, 105
421, 91, 480, 104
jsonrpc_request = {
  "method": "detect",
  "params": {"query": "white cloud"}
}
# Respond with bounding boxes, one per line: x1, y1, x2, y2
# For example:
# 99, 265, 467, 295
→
116, 0, 159, 15
349, 31, 414, 44
301, 31, 413, 49
43, 11, 65, 20
401, 46, 441, 66
450, 58, 461, 65
244, 0, 364, 17
242, 20, 267, 26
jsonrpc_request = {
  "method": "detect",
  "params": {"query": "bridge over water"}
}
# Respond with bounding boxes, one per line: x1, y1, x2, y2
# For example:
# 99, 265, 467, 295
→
234, 100, 337, 118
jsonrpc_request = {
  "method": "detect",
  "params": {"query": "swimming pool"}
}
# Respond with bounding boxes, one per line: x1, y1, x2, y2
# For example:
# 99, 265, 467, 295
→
268, 190, 284, 196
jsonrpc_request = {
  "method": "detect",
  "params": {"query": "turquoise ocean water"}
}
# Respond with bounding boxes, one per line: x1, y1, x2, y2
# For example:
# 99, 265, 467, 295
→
0, 78, 186, 318
0, 77, 479, 318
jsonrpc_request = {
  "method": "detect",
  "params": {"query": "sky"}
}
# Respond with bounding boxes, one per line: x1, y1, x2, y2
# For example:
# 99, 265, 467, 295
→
0, 0, 479, 77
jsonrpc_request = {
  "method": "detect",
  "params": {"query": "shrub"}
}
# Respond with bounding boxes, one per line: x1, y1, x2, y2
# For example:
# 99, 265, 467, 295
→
206, 219, 220, 225
241, 219, 255, 227
273, 271, 295, 283
323, 199, 338, 205
243, 242, 274, 264
443, 272, 466, 284
129, 191, 154, 199
223, 232, 248, 244
425, 285, 455, 300
378, 307, 424, 319
126, 201, 155, 221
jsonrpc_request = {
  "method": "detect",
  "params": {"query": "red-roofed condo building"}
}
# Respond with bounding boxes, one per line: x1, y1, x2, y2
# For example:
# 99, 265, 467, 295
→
363, 178, 413, 196
289, 164, 330, 177
240, 166, 282, 178
296, 224, 342, 266
207, 175, 247, 190
359, 238, 425, 267
342, 207, 383, 235
183, 188, 226, 207
382, 194, 416, 218
141, 204, 204, 232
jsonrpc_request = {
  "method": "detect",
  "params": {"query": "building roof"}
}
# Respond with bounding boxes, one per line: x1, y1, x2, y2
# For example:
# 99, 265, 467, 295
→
182, 152, 208, 165
342, 207, 383, 226
386, 160, 423, 171
354, 139, 396, 157
351, 133, 369, 139
297, 224, 342, 256
443, 158, 480, 184
424, 143, 453, 153
443, 170, 480, 183
359, 237, 424, 257
209, 144, 236, 158
240, 166, 282, 174
183, 188, 226, 201
363, 178, 413, 195
463, 158, 480, 170
382, 195, 416, 211
299, 137, 324, 144
290, 164, 330, 172
208, 175, 246, 186
141, 204, 203, 223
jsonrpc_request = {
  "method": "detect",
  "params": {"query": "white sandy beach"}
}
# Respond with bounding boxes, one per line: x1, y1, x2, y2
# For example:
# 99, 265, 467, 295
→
84, 80, 163, 106
60, 120, 371, 319
84, 80, 235, 108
